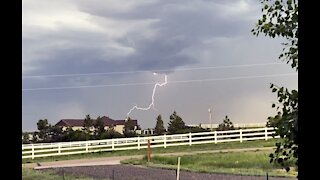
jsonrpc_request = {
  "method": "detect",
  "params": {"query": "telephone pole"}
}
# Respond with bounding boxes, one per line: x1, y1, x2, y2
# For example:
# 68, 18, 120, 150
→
208, 108, 212, 131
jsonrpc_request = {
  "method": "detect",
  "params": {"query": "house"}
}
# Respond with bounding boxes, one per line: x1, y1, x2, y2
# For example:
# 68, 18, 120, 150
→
22, 132, 34, 141
142, 128, 155, 135
134, 129, 155, 135
55, 116, 138, 134
22, 131, 41, 143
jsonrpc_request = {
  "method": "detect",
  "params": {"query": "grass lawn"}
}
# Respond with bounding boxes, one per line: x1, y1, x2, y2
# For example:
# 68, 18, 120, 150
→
122, 150, 297, 177
22, 139, 279, 164
22, 167, 107, 180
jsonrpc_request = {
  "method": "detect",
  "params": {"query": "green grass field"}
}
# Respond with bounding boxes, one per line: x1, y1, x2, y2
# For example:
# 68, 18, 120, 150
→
122, 150, 298, 177
22, 139, 278, 163
23, 139, 296, 179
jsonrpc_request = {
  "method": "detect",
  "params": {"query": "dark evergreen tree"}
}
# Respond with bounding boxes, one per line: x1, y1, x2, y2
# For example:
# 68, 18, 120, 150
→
167, 111, 185, 134
154, 114, 166, 135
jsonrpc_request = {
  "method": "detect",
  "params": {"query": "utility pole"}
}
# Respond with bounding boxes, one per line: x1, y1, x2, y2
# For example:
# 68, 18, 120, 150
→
208, 108, 212, 131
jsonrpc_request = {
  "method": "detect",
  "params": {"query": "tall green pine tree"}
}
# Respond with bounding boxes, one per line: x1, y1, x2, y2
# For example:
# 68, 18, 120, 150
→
217, 116, 235, 131
94, 116, 105, 138
154, 115, 166, 135
167, 111, 185, 134
83, 114, 93, 134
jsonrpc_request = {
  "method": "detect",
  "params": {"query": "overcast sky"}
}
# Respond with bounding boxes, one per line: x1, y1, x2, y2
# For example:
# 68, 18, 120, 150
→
22, 0, 298, 132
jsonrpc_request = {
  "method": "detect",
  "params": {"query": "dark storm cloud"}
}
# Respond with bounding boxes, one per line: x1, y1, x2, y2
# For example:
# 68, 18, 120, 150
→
23, 0, 260, 76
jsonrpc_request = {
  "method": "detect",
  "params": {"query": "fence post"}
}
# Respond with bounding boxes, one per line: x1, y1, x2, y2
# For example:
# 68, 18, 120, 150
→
176, 157, 181, 180
265, 127, 268, 141
214, 131, 217, 144
240, 129, 242, 143
189, 132, 192, 146
137, 136, 140, 150
58, 143, 61, 154
112, 139, 115, 150
31, 144, 34, 159
164, 134, 166, 148
86, 141, 88, 152
148, 139, 151, 162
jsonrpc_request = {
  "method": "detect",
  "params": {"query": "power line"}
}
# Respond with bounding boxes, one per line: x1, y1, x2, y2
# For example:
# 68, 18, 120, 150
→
170, 73, 297, 84
22, 62, 285, 78
22, 73, 297, 91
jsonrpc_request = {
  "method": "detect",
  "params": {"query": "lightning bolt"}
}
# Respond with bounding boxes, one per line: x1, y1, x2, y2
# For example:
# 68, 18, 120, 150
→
126, 74, 168, 118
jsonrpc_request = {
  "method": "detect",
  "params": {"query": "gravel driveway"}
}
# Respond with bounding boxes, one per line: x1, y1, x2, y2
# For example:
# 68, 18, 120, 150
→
43, 164, 297, 180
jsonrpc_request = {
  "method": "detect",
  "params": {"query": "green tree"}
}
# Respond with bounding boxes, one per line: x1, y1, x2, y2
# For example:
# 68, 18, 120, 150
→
22, 132, 31, 144
83, 114, 93, 134
32, 131, 40, 143
154, 114, 166, 135
187, 126, 209, 133
217, 116, 235, 131
36, 121, 64, 142
48, 126, 63, 142
94, 116, 106, 138
167, 111, 185, 134
60, 127, 74, 141
66, 130, 88, 141
101, 125, 124, 139
252, 0, 298, 70
36, 119, 50, 140
252, 0, 298, 173
123, 117, 136, 137
267, 86, 298, 171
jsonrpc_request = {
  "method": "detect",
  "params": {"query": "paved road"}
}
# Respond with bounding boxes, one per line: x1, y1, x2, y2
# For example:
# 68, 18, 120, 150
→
45, 164, 297, 180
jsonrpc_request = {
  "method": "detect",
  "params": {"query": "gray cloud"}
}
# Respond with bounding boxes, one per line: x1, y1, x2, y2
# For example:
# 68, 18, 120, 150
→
23, 0, 262, 76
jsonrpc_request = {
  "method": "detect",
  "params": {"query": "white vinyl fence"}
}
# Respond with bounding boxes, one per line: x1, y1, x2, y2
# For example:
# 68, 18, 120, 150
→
22, 127, 279, 159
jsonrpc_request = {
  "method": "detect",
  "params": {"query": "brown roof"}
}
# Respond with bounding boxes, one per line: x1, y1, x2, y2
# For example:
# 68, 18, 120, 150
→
56, 119, 84, 126
55, 116, 138, 127
113, 120, 138, 126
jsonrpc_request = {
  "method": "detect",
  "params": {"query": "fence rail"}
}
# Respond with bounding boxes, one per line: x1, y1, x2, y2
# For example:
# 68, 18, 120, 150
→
22, 127, 279, 159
